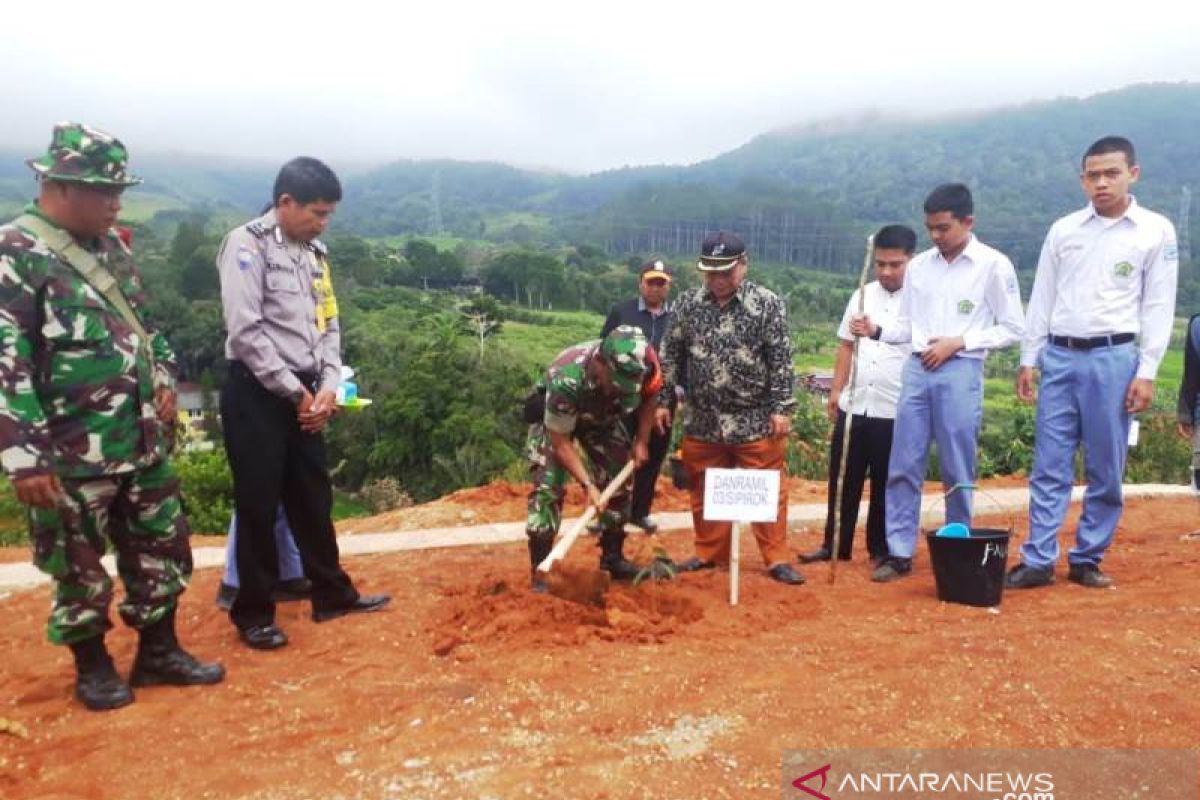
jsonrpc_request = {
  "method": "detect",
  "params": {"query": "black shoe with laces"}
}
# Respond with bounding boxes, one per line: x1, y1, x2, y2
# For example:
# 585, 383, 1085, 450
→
768, 563, 806, 585
1006, 563, 1055, 590
1067, 563, 1113, 589
871, 556, 912, 583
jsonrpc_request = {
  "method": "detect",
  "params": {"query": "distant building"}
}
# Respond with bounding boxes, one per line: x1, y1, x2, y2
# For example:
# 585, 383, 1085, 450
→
176, 382, 216, 452
799, 372, 834, 397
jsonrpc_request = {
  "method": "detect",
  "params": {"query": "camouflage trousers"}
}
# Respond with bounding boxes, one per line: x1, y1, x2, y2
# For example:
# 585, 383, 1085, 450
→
28, 459, 192, 645
525, 422, 631, 545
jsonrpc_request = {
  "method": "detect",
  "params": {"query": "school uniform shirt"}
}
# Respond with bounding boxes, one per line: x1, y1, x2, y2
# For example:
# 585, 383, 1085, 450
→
880, 236, 1025, 358
1020, 197, 1179, 380
835, 281, 911, 419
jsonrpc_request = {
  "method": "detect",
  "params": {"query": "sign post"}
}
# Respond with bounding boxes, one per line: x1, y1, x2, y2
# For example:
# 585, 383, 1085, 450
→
702, 468, 781, 606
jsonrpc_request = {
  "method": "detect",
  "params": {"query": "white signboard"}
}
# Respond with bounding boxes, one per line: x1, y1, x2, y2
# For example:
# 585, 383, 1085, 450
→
703, 468, 781, 523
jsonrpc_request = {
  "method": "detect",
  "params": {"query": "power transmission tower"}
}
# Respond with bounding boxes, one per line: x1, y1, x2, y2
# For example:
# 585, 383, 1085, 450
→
431, 169, 444, 236
1178, 186, 1192, 269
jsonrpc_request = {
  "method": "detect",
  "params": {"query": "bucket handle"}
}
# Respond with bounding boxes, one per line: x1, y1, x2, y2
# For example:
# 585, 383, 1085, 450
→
921, 482, 1015, 533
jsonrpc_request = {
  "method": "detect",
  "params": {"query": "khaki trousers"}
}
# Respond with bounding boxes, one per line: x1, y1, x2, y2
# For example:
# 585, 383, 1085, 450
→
681, 435, 791, 567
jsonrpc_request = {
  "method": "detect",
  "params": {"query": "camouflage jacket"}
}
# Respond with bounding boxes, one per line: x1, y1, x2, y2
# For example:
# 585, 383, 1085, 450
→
0, 205, 177, 481
539, 342, 660, 435
658, 280, 795, 444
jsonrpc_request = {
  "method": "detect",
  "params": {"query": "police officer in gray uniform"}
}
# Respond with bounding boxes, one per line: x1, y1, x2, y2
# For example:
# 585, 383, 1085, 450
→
217, 157, 389, 651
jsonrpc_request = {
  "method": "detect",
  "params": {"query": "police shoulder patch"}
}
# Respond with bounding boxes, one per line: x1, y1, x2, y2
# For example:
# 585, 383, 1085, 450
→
245, 222, 269, 238
309, 238, 328, 257
236, 246, 256, 271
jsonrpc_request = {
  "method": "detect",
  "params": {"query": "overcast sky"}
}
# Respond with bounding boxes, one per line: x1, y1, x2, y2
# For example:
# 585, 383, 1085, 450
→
4, 0, 1198, 174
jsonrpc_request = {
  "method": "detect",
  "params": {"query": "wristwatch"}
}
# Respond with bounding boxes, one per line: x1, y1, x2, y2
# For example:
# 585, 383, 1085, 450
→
870, 326, 883, 341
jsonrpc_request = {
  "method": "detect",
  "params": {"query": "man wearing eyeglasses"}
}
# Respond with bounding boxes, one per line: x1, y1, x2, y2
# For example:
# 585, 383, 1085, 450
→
600, 259, 676, 533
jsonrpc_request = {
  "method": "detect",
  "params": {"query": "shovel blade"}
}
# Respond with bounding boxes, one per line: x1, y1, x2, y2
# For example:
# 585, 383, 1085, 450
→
543, 563, 611, 607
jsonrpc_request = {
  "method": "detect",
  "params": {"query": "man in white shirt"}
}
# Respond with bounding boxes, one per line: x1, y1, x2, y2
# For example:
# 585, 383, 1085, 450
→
851, 184, 1025, 582
800, 225, 915, 566
1008, 136, 1179, 590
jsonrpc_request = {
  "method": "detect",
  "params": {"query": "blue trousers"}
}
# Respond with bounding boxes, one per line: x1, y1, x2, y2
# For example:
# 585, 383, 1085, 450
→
1192, 317, 1200, 427
1022, 342, 1137, 569
885, 356, 984, 558
222, 505, 305, 587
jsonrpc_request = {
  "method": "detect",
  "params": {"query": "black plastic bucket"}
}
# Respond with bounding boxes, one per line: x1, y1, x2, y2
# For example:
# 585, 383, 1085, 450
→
924, 527, 1011, 607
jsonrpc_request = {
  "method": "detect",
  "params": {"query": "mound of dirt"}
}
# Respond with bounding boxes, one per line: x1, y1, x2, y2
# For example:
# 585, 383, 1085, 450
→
429, 572, 706, 656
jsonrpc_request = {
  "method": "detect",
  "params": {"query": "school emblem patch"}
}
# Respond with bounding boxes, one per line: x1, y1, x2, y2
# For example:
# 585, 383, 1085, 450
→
957, 299, 975, 315
1113, 261, 1134, 278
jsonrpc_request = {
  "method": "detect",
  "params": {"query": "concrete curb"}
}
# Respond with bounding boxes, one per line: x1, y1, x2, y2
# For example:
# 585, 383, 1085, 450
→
0, 483, 1191, 594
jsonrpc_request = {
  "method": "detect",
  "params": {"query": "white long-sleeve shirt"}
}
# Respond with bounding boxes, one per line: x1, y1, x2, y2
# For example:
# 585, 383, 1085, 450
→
881, 236, 1025, 358
1020, 197, 1179, 380
836, 281, 910, 419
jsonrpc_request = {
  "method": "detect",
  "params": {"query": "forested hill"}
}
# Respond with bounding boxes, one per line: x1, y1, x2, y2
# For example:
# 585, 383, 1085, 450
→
694, 82, 1200, 270
2, 83, 1196, 277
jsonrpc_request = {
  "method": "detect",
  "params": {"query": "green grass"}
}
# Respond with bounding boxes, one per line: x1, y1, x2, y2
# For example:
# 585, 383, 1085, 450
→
332, 491, 370, 521
373, 234, 479, 252
498, 310, 608, 369
1156, 348, 1182, 401
0, 191, 188, 225
483, 211, 552, 234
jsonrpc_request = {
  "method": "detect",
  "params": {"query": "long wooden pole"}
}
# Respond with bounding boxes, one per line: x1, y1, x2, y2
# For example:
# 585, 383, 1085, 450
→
830, 234, 875, 584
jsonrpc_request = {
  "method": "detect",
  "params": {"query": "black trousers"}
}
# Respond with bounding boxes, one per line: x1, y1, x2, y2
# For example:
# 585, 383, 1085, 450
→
823, 410, 894, 560
623, 415, 671, 521
220, 362, 357, 629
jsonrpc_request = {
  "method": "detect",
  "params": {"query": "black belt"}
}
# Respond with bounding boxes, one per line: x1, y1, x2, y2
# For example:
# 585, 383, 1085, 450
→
1048, 333, 1135, 350
229, 360, 319, 391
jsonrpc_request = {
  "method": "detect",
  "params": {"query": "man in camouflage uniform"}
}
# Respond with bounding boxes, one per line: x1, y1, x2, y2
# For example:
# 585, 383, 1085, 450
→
655, 231, 805, 585
0, 123, 224, 711
525, 326, 661, 591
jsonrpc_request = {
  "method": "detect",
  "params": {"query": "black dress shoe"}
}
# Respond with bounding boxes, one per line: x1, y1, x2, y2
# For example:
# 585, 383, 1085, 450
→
239, 624, 288, 650
312, 593, 391, 623
1067, 563, 1114, 588
768, 563, 806, 585
871, 556, 912, 583
798, 547, 832, 564
676, 556, 716, 572
1006, 563, 1055, 589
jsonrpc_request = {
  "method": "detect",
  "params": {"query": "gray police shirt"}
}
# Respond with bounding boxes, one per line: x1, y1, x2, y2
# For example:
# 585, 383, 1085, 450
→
217, 209, 341, 402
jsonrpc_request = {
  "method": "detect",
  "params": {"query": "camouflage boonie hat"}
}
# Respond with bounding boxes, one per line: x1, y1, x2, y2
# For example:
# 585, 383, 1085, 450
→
598, 325, 650, 404
26, 122, 142, 186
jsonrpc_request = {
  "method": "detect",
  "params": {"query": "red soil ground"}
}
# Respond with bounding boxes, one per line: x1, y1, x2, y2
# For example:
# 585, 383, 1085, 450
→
1, 487, 1197, 799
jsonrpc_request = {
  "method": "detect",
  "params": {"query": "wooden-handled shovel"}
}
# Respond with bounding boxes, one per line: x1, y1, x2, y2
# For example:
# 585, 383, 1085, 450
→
536, 460, 637, 605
